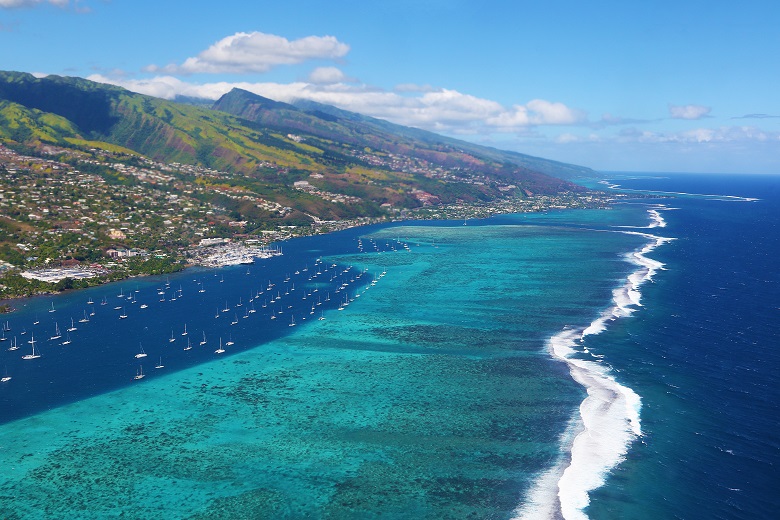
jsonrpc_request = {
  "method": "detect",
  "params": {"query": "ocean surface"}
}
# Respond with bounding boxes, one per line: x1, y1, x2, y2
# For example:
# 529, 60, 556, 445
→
0, 172, 777, 519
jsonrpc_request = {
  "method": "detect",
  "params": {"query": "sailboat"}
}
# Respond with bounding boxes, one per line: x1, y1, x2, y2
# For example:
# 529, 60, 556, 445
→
231, 314, 239, 325
135, 343, 147, 359
134, 365, 145, 380
79, 310, 89, 323
225, 334, 234, 346
68, 318, 77, 332
318, 310, 326, 321
199, 332, 207, 346
155, 356, 164, 369
1, 366, 10, 383
183, 337, 192, 351
168, 330, 176, 343
182, 324, 188, 336
289, 315, 296, 327
22, 335, 40, 359
100, 296, 108, 306
8, 336, 19, 351
49, 302, 55, 313
62, 333, 72, 346
0, 329, 5, 342
215, 337, 225, 354
50, 322, 62, 340
87, 297, 94, 305
119, 307, 128, 319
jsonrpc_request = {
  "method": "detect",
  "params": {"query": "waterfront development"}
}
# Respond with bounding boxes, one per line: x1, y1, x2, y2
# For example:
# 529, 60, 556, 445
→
0, 143, 613, 301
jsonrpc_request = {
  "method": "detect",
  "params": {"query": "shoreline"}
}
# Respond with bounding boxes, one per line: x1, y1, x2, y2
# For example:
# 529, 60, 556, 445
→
513, 205, 674, 520
0, 191, 622, 308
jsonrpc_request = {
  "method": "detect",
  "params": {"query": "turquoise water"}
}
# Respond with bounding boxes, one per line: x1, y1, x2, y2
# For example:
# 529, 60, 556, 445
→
0, 208, 655, 518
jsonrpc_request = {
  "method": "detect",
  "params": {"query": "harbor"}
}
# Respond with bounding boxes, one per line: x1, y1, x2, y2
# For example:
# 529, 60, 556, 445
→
187, 241, 283, 268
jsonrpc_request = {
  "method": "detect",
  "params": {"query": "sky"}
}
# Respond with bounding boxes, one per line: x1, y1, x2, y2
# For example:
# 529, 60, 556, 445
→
1, 0, 779, 174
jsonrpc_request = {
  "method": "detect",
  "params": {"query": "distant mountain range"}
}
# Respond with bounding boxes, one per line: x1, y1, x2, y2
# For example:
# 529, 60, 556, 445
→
0, 71, 594, 217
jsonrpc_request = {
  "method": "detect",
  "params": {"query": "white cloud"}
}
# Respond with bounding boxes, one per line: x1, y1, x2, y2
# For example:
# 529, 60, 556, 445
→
0, 0, 92, 9
555, 133, 600, 144
306, 67, 354, 85
0, 0, 67, 7
486, 99, 587, 128
615, 125, 779, 144
89, 74, 587, 134
668, 104, 711, 120
146, 32, 350, 75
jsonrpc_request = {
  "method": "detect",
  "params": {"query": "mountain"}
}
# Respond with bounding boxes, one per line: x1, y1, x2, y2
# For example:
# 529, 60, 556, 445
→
212, 88, 594, 182
0, 71, 594, 223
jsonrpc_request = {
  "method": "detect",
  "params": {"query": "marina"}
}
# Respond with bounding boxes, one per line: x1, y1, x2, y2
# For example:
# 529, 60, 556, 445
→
187, 242, 283, 268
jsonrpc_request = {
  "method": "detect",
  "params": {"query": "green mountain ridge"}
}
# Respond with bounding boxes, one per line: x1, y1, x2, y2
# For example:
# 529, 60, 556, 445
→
0, 71, 594, 224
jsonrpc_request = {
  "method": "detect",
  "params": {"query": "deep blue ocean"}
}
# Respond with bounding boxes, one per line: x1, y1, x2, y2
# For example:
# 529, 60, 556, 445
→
0, 172, 777, 519
584, 173, 780, 519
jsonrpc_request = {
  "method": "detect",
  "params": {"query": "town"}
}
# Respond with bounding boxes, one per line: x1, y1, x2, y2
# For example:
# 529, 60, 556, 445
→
0, 143, 615, 301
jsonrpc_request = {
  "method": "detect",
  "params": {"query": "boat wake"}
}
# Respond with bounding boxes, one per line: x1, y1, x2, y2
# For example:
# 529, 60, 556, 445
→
513, 207, 673, 520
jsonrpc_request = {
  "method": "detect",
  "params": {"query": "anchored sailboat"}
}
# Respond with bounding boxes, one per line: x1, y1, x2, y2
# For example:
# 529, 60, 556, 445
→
50, 323, 62, 340
22, 335, 40, 359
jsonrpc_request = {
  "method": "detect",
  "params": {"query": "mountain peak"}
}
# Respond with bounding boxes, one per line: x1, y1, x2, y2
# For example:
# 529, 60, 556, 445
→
213, 88, 298, 114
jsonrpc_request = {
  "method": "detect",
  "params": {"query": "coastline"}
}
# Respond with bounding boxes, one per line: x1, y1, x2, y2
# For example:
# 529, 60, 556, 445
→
0, 191, 620, 308
514, 205, 673, 520
0, 197, 669, 518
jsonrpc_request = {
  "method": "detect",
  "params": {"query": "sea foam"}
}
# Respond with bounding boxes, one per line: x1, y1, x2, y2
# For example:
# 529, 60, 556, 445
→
605, 181, 759, 202
513, 207, 673, 520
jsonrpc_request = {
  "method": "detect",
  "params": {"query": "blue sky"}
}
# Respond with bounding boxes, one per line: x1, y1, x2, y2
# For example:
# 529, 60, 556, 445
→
2, 0, 779, 174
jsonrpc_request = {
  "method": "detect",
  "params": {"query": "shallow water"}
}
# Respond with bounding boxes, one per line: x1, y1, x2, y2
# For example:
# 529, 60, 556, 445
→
0, 211, 651, 519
